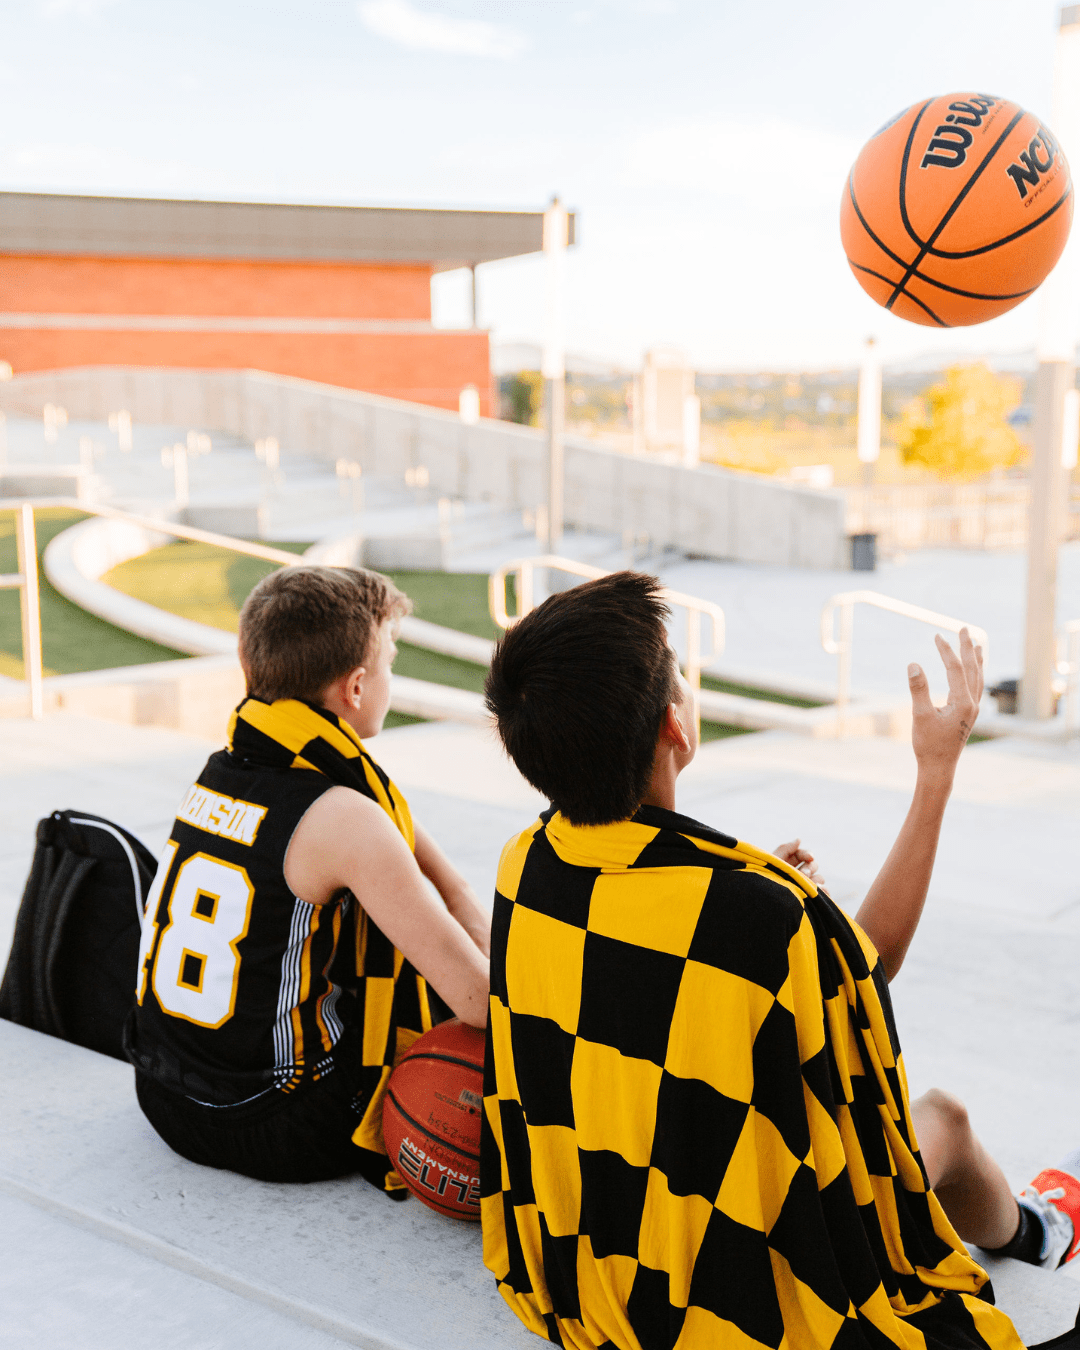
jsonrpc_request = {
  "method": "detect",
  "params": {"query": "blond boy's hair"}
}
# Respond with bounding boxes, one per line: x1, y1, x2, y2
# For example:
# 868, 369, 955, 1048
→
239, 565, 410, 704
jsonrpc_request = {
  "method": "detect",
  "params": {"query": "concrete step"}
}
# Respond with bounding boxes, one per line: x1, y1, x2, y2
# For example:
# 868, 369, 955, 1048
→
0, 1020, 533, 1350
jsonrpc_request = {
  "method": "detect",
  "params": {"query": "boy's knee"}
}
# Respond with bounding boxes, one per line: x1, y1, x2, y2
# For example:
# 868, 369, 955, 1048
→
919, 1087, 970, 1137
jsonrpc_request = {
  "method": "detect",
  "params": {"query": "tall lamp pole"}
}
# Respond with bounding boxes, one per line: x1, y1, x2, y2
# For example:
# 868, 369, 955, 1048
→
857, 336, 882, 486
1022, 4, 1080, 719
542, 196, 569, 553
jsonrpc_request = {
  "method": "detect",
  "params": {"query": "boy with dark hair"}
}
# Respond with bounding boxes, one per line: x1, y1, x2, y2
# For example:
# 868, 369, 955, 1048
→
126, 564, 489, 1193
481, 571, 1079, 1350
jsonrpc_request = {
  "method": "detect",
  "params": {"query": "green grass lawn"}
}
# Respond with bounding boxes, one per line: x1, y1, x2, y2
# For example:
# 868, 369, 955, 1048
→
0, 509, 187, 678
7, 527, 758, 741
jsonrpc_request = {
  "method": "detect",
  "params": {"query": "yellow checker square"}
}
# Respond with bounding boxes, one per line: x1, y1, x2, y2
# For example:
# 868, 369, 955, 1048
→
361, 976, 395, 1065
527, 1123, 582, 1238
505, 904, 586, 1036
715, 1109, 802, 1235
784, 922, 827, 1063
512, 1203, 555, 1315
665, 960, 774, 1104
802, 1082, 848, 1190
638, 1168, 714, 1309
487, 998, 520, 1106
575, 1239, 640, 1350
769, 1251, 849, 1350
497, 822, 542, 904
586, 866, 711, 957
674, 1305, 775, 1350
570, 1038, 662, 1167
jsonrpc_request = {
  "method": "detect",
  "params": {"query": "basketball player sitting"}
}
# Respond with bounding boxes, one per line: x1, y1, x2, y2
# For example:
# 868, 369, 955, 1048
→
125, 565, 489, 1192
480, 572, 1079, 1350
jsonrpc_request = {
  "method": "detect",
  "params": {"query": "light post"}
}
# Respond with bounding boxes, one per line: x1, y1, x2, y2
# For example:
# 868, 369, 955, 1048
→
542, 196, 569, 553
857, 336, 881, 486
1022, 4, 1080, 719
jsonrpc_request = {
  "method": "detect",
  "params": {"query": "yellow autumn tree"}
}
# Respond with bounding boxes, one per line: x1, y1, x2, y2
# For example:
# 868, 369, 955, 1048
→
899, 363, 1025, 480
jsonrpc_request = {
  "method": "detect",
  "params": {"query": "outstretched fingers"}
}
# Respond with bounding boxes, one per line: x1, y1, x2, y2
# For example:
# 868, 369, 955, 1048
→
908, 661, 934, 716
957, 628, 981, 703
934, 633, 967, 704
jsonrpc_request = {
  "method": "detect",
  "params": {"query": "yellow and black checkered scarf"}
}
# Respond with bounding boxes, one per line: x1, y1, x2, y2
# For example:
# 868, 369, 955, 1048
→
229, 697, 438, 1191
481, 805, 1022, 1350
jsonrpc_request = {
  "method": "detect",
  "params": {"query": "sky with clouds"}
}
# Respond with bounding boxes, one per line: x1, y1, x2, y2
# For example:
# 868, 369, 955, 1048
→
0, 0, 1069, 370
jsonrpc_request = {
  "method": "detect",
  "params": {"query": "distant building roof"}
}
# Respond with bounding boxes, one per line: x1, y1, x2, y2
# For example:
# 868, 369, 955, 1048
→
0, 191, 575, 270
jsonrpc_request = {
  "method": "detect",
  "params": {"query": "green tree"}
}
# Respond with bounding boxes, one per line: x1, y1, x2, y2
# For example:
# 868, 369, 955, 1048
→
502, 371, 544, 426
899, 363, 1024, 481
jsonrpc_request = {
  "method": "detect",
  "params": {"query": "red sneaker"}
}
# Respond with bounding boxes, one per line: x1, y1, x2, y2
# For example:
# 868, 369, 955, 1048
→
1020, 1169, 1080, 1270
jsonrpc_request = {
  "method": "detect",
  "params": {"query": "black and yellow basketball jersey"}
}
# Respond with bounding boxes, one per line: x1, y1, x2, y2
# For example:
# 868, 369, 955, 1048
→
127, 750, 355, 1105
126, 697, 439, 1132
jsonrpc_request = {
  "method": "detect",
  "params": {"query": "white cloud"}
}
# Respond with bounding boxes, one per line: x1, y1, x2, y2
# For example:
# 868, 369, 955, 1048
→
358, 0, 528, 59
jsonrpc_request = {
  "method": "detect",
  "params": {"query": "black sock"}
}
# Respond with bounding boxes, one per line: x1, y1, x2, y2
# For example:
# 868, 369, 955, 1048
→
987, 1202, 1046, 1265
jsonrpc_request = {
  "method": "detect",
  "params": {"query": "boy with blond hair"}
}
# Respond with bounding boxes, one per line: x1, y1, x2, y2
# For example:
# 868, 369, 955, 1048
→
126, 565, 489, 1193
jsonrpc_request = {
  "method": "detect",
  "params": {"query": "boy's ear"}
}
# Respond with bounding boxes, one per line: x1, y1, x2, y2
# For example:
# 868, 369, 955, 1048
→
661, 701, 691, 753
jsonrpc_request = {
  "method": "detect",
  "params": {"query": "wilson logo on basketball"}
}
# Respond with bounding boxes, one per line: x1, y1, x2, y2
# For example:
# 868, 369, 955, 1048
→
920, 97, 999, 169
1007, 127, 1062, 201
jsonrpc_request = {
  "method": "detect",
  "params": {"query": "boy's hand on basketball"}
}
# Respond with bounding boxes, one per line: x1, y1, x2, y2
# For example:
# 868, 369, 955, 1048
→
773, 839, 825, 888
908, 629, 983, 779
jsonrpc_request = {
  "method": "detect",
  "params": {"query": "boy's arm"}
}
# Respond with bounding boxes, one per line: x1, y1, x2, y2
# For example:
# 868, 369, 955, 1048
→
284, 788, 489, 1027
854, 630, 983, 982
412, 821, 491, 958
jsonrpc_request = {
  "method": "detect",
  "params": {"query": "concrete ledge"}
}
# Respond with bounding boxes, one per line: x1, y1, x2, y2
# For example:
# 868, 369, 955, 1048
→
0, 1020, 531, 1350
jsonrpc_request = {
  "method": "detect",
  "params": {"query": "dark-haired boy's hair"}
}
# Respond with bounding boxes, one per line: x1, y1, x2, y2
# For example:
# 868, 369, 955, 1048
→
485, 571, 679, 825
239, 565, 410, 703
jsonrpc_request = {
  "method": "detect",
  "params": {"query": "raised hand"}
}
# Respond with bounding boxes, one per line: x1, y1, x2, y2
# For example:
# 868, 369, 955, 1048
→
908, 628, 984, 777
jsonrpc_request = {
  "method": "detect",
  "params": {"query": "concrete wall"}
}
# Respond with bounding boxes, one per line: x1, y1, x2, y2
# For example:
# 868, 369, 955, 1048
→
0, 366, 849, 567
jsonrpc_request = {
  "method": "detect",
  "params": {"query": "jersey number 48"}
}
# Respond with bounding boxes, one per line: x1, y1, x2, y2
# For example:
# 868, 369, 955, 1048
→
137, 845, 255, 1029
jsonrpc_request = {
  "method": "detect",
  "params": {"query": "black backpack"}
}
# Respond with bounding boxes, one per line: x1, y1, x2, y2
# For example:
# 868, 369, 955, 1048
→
0, 810, 157, 1061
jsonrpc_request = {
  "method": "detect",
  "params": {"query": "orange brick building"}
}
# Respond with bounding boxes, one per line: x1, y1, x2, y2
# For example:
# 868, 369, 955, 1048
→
0, 193, 563, 415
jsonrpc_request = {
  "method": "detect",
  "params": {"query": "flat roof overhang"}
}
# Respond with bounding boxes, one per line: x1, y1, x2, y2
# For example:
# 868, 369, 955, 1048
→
0, 192, 576, 270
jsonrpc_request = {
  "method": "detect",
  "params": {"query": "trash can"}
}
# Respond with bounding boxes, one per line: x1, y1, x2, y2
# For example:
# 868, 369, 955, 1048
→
850, 533, 877, 572
989, 679, 1018, 715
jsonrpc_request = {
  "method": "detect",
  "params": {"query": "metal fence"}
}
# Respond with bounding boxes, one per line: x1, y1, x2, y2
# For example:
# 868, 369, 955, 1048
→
845, 483, 1080, 553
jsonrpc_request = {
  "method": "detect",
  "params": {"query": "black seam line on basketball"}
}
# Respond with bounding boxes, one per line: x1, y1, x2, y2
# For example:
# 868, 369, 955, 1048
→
405, 1051, 484, 1073
849, 259, 1034, 302
896, 286, 949, 326
897, 99, 935, 253
886, 107, 1027, 311
850, 264, 948, 325
919, 182, 1073, 258
848, 174, 915, 273
385, 1087, 481, 1163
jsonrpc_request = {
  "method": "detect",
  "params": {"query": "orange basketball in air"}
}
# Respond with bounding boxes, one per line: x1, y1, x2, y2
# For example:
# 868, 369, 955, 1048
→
382, 1018, 485, 1221
840, 93, 1074, 327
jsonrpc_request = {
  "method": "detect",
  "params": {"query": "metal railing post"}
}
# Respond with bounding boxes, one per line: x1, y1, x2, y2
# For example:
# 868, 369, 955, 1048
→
15, 503, 44, 720
685, 606, 701, 730
1058, 620, 1080, 733
836, 600, 853, 738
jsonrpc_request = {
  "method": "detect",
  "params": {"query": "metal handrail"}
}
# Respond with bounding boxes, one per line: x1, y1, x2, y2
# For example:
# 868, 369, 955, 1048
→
1057, 619, 1080, 733
0, 496, 304, 721
821, 588, 989, 737
488, 554, 725, 728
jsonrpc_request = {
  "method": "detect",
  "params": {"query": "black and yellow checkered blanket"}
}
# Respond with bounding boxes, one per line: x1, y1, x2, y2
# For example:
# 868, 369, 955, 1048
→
480, 805, 1021, 1350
